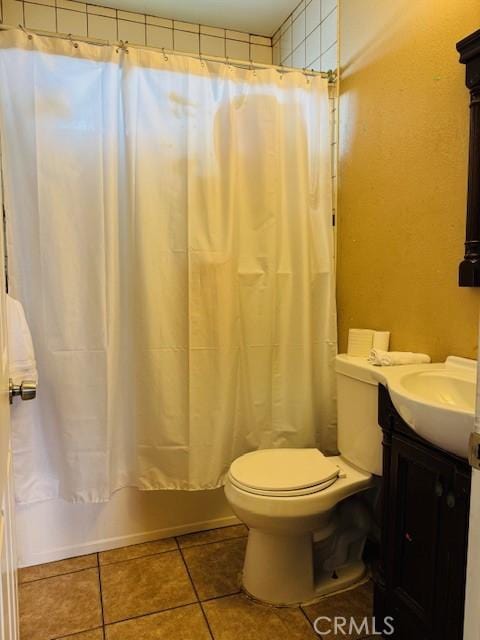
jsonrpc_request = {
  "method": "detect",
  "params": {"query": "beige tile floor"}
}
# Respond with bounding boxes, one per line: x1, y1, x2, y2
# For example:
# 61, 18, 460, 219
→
18, 524, 375, 640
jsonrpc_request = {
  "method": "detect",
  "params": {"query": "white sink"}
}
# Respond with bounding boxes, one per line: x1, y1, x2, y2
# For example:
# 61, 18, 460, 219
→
373, 357, 477, 458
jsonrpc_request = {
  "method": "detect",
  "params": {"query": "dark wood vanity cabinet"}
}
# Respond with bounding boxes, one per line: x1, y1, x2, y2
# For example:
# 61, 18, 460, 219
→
373, 385, 471, 640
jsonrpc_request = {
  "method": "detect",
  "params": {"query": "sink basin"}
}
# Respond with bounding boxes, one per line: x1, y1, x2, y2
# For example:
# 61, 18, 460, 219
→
399, 370, 475, 412
373, 357, 476, 458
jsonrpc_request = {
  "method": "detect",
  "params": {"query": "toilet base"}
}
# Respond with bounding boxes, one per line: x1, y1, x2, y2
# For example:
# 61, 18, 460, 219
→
305, 560, 368, 604
241, 527, 368, 606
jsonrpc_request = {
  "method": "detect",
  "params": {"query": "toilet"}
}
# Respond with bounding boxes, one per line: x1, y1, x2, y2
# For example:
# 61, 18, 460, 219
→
224, 354, 383, 606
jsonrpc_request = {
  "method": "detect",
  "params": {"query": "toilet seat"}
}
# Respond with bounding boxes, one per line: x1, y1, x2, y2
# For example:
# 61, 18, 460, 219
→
228, 448, 340, 497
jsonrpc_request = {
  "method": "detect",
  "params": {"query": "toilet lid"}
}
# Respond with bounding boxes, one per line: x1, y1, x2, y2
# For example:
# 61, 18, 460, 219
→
228, 449, 340, 495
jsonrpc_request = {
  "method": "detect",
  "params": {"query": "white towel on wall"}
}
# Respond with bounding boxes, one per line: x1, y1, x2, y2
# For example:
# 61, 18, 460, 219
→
6, 294, 37, 382
6, 294, 45, 503
368, 349, 431, 366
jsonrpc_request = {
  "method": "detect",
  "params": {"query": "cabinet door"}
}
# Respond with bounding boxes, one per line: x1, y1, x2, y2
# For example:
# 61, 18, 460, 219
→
387, 435, 452, 639
441, 469, 470, 640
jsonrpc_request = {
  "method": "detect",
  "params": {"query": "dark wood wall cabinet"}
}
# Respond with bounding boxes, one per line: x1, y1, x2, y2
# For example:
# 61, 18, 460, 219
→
457, 29, 480, 286
373, 385, 471, 640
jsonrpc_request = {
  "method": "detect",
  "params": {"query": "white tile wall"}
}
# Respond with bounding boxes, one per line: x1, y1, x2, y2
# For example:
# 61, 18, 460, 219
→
146, 24, 172, 50
24, 2, 55, 31
173, 29, 199, 55
273, 0, 337, 71
200, 33, 225, 58
0, 0, 273, 64
87, 12, 116, 40
57, 7, 86, 36
225, 38, 249, 61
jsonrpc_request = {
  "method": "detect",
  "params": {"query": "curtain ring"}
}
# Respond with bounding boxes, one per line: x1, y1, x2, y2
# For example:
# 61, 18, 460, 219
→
68, 33, 79, 49
19, 24, 33, 40
162, 48, 168, 61
116, 40, 129, 54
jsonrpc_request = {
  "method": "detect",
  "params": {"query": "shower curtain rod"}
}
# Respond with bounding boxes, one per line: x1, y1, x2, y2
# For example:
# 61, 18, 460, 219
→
0, 22, 336, 82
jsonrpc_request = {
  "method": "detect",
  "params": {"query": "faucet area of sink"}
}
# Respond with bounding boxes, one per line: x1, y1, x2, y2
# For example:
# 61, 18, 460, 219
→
372, 356, 477, 458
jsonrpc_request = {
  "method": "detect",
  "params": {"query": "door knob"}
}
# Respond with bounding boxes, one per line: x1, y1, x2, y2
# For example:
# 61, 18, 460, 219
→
435, 480, 444, 497
9, 379, 36, 404
446, 492, 456, 509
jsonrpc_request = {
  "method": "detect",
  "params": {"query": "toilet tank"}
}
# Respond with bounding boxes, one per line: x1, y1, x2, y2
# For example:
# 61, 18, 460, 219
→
335, 354, 383, 476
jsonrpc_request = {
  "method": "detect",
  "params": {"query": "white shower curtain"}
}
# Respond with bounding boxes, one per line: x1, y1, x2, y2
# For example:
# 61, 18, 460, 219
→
0, 30, 337, 503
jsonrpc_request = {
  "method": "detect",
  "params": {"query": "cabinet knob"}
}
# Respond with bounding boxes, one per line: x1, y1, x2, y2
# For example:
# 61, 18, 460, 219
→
446, 492, 456, 509
435, 480, 444, 497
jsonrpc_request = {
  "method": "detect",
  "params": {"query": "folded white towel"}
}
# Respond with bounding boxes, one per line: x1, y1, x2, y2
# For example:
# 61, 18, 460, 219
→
6, 294, 38, 383
368, 348, 431, 366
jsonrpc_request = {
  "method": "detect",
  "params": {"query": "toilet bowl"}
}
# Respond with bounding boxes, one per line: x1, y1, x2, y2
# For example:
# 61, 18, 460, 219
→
224, 354, 383, 606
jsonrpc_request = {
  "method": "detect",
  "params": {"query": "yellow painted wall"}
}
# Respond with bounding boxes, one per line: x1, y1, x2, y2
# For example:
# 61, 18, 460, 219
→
338, 0, 480, 362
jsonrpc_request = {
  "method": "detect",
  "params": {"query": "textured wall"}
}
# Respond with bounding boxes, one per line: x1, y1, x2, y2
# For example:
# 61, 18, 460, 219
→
338, 0, 480, 362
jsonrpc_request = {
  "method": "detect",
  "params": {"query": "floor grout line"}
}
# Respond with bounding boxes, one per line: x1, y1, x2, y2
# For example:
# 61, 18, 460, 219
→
174, 524, 248, 549
88, 533, 249, 570
199, 600, 216, 640
96, 553, 107, 640
177, 544, 201, 602
200, 590, 242, 604
177, 544, 215, 640
53, 626, 104, 640
98, 545, 179, 568
102, 599, 201, 627
299, 604, 317, 634
19, 563, 99, 585
176, 532, 247, 550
